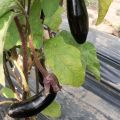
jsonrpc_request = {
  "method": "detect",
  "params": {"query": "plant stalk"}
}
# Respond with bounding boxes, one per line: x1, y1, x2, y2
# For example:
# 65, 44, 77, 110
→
28, 35, 48, 78
27, 0, 31, 15
13, 3, 36, 120
14, 16, 29, 100
16, 3, 45, 78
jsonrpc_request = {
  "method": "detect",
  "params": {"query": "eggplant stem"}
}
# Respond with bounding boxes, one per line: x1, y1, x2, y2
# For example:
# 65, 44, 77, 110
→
28, 35, 48, 78
14, 16, 29, 100
14, 16, 28, 81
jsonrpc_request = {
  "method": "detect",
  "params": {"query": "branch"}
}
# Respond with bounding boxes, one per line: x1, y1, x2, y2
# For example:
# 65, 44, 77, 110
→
28, 35, 48, 77
14, 16, 29, 100
14, 16, 28, 81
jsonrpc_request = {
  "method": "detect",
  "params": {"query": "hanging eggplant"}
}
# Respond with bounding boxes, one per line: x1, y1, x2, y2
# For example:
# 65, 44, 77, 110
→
8, 89, 56, 118
7, 58, 57, 118
67, 0, 89, 44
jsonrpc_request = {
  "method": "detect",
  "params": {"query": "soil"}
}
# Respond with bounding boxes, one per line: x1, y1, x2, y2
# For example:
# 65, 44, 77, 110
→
87, 0, 120, 38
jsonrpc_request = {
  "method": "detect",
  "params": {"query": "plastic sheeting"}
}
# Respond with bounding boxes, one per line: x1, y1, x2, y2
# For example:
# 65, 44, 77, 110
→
98, 53, 120, 84
88, 28, 120, 90
61, 17, 120, 90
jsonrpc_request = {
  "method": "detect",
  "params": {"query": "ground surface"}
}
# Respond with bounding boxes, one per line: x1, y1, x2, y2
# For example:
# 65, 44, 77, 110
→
88, 0, 120, 37
1, 85, 120, 120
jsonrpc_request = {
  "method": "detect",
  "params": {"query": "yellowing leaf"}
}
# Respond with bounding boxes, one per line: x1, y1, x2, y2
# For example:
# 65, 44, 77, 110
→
96, 0, 112, 25
0, 12, 14, 86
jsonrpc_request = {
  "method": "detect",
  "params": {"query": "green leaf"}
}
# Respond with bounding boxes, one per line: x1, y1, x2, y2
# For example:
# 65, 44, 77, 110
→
59, 30, 78, 46
0, 12, 14, 86
44, 7, 64, 31
1, 87, 16, 98
96, 0, 112, 25
59, 31, 100, 80
4, 17, 20, 50
42, 101, 61, 118
0, 0, 16, 18
79, 42, 100, 80
44, 36, 85, 87
29, 0, 43, 49
5, 0, 43, 50
41, 0, 60, 17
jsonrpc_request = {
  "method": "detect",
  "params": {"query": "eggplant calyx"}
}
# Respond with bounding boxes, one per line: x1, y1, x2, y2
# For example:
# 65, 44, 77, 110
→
44, 73, 62, 95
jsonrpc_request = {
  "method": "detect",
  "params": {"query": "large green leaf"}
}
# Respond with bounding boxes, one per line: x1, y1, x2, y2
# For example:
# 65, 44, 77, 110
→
44, 36, 85, 87
0, 12, 14, 86
29, 0, 43, 49
42, 101, 61, 118
44, 6, 64, 31
96, 0, 112, 25
41, 0, 60, 17
0, 0, 16, 18
4, 0, 43, 50
59, 30, 100, 80
4, 17, 20, 50
1, 87, 16, 98
79, 42, 100, 80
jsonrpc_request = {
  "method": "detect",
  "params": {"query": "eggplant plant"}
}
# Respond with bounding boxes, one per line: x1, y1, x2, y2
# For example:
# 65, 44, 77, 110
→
0, 0, 112, 119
